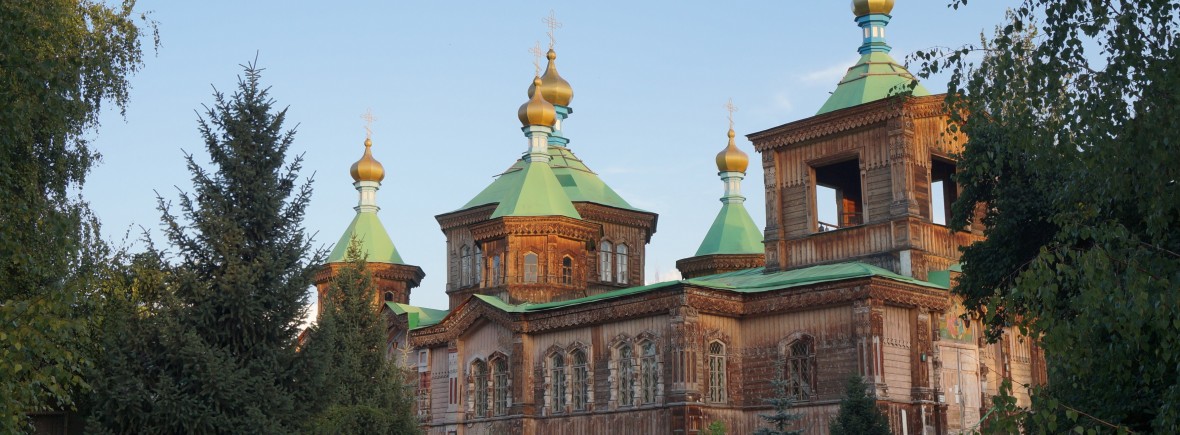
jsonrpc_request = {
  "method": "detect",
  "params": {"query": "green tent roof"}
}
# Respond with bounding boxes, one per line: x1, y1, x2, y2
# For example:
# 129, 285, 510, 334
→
459, 146, 641, 213
695, 201, 764, 256
817, 52, 931, 115
327, 212, 404, 264
386, 302, 449, 328
489, 160, 581, 219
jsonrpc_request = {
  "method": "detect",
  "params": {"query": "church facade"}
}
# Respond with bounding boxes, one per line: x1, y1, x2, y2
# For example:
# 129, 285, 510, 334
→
315, 2, 1045, 434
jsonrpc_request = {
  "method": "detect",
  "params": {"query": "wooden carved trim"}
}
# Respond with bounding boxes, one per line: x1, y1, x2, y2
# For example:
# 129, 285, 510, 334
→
748, 95, 946, 152
435, 204, 496, 231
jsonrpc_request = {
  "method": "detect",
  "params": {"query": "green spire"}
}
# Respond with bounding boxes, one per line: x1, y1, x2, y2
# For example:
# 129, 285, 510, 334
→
489, 160, 581, 219
328, 212, 404, 264
695, 201, 764, 256
816, 52, 930, 115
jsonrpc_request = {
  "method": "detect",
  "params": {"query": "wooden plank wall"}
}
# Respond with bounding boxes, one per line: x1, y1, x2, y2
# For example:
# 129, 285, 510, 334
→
883, 305, 914, 402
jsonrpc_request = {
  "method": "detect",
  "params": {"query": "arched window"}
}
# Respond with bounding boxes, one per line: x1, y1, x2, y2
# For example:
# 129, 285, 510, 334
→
473, 245, 483, 286
492, 357, 510, 415
639, 340, 658, 404
617, 344, 635, 406
707, 341, 727, 403
550, 353, 567, 413
472, 360, 488, 417
562, 256, 574, 285
492, 255, 502, 286
572, 349, 589, 411
384, 291, 395, 302
523, 252, 538, 284
460, 245, 472, 287
786, 337, 816, 401
599, 241, 613, 281
616, 244, 629, 284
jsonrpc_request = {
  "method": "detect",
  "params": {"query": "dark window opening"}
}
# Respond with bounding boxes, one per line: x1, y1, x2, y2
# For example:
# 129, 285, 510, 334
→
814, 158, 863, 231
384, 291, 394, 302
562, 256, 573, 285
931, 157, 958, 226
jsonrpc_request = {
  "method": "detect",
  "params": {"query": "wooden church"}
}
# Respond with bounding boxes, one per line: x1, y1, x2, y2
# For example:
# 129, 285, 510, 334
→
314, 1, 1045, 433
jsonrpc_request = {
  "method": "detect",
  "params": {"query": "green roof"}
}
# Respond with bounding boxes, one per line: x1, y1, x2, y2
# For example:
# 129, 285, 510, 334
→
489, 160, 581, 219
548, 146, 639, 211
457, 262, 944, 317
402, 262, 955, 330
816, 52, 931, 115
386, 302, 449, 329
459, 146, 641, 213
695, 201, 764, 256
327, 212, 404, 264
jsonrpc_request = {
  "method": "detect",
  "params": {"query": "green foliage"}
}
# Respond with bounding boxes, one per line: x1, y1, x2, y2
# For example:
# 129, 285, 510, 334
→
0, 0, 153, 432
705, 420, 727, 435
915, 0, 1180, 432
829, 375, 890, 435
301, 239, 419, 434
82, 64, 322, 434
754, 377, 804, 435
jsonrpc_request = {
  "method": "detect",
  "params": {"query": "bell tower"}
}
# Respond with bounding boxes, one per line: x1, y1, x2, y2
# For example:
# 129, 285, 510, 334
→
749, 0, 983, 279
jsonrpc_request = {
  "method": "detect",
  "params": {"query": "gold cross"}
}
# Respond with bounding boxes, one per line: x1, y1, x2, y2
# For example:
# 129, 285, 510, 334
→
544, 10, 562, 48
529, 41, 544, 76
725, 98, 739, 130
361, 108, 377, 139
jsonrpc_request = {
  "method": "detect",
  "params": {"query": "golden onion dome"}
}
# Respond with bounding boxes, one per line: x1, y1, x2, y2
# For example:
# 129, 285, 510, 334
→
518, 76, 557, 127
350, 138, 386, 183
852, 0, 895, 16
527, 49, 574, 107
715, 128, 749, 173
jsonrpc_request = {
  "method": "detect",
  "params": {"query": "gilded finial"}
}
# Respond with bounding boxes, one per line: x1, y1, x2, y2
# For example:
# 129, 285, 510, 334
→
716, 100, 749, 173
544, 9, 562, 49
350, 136, 386, 183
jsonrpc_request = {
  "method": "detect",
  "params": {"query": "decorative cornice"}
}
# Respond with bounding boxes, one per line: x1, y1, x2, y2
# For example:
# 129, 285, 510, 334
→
469, 215, 601, 243
435, 204, 496, 232
675, 254, 766, 279
574, 203, 659, 242
748, 95, 946, 152
314, 261, 426, 289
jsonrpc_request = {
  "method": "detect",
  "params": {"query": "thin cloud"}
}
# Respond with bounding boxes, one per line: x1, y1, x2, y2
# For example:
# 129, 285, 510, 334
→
800, 57, 858, 84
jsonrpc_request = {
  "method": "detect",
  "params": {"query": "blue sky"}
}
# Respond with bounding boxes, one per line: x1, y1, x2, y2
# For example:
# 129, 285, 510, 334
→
86, 1, 1018, 313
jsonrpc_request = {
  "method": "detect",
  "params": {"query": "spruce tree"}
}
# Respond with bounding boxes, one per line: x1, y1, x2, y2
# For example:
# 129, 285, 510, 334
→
830, 375, 891, 435
85, 64, 321, 433
754, 377, 804, 435
303, 239, 419, 434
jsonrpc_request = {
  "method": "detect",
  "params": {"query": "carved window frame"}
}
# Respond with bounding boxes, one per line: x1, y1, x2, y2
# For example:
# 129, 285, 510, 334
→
470, 359, 489, 418
473, 244, 483, 286
570, 346, 590, 412
639, 339, 659, 405
561, 255, 574, 285
460, 245, 472, 287
523, 252, 539, 284
549, 351, 567, 414
599, 240, 613, 282
707, 340, 727, 403
616, 341, 635, 407
491, 354, 510, 416
784, 336, 817, 401
615, 244, 629, 284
